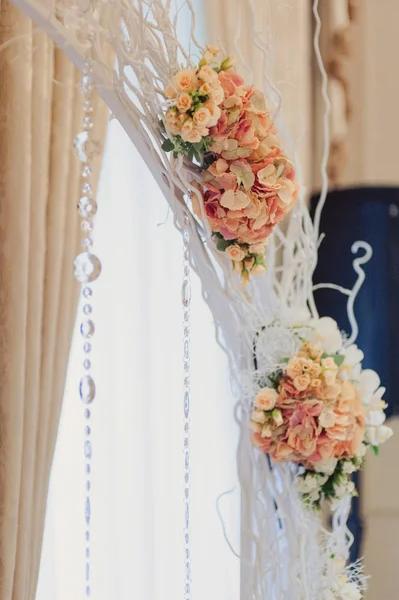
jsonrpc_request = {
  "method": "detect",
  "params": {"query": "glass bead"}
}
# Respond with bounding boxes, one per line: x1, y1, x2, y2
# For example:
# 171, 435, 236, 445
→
83, 359, 91, 370
82, 62, 92, 76
84, 441, 92, 459
86, 464, 91, 475
85, 409, 91, 419
86, 548, 90, 558
80, 320, 95, 338
81, 182, 92, 195
184, 391, 190, 413
74, 253, 102, 283
80, 75, 94, 95
81, 165, 92, 178
81, 220, 93, 233
83, 286, 93, 298
183, 229, 190, 244
83, 342, 92, 353
83, 304, 92, 315
86, 530, 90, 542
79, 197, 98, 218
83, 100, 93, 114
86, 480, 91, 491
74, 131, 101, 163
85, 425, 91, 436
80, 376, 96, 404
86, 563, 90, 581
82, 238, 94, 249
86, 586, 91, 597
85, 497, 91, 524
182, 281, 191, 307
82, 116, 93, 130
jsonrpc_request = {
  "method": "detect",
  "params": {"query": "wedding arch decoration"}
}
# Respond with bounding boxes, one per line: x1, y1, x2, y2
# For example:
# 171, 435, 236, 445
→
9, 0, 392, 599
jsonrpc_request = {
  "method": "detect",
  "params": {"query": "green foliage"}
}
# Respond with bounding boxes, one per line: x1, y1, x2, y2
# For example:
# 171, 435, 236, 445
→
372, 445, 379, 456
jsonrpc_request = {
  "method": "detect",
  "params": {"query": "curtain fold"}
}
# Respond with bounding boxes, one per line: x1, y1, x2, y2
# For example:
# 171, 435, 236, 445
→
0, 3, 108, 598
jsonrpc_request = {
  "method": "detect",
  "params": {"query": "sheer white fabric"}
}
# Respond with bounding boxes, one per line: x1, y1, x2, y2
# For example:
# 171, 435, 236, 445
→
36, 120, 240, 600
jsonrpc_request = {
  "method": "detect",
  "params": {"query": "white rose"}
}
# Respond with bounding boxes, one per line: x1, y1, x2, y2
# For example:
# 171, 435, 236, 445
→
355, 443, 367, 459
366, 425, 393, 446
358, 369, 380, 399
252, 410, 266, 424
314, 458, 338, 476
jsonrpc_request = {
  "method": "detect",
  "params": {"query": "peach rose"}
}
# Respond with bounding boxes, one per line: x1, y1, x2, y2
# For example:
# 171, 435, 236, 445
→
255, 387, 278, 411
286, 358, 303, 380
293, 373, 311, 391
180, 118, 194, 141
199, 82, 212, 96
193, 106, 211, 127
176, 92, 193, 113
311, 378, 322, 388
307, 362, 321, 378
319, 406, 337, 429
225, 245, 246, 262
172, 68, 198, 92
184, 128, 205, 143
271, 441, 295, 462
261, 425, 273, 438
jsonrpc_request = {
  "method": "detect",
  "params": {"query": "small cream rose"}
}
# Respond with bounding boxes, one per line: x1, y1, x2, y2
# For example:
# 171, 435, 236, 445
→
176, 92, 193, 113
249, 420, 262, 434
255, 387, 278, 411
251, 264, 266, 275
184, 128, 204, 143
172, 68, 198, 92
249, 243, 266, 255
311, 378, 322, 388
225, 245, 246, 262
322, 357, 338, 371
293, 373, 311, 391
193, 106, 211, 127
324, 370, 337, 386
252, 410, 266, 424
211, 85, 225, 105
198, 65, 219, 84
261, 424, 273, 438
199, 82, 212, 96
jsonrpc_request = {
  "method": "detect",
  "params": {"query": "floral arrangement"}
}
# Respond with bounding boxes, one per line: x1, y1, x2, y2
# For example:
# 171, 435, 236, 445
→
250, 317, 392, 509
162, 46, 299, 282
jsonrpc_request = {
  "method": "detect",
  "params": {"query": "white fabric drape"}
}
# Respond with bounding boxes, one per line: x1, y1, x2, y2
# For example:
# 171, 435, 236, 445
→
36, 119, 240, 600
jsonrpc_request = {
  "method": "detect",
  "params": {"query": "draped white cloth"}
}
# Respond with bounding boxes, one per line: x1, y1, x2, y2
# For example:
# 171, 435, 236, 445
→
36, 119, 240, 600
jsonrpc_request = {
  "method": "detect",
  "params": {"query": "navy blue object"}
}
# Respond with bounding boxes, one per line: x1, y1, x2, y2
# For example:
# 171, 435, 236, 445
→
311, 186, 399, 562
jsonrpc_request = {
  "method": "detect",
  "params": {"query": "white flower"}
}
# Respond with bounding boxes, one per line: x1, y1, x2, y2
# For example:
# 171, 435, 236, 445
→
297, 473, 320, 494
342, 461, 357, 474
365, 409, 386, 427
309, 317, 343, 354
358, 369, 380, 399
355, 443, 367, 459
342, 344, 364, 367
339, 582, 362, 600
314, 458, 338, 476
366, 424, 393, 446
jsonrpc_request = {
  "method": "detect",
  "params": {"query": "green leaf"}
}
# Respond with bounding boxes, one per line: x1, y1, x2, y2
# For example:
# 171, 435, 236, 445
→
216, 238, 235, 252
372, 445, 379, 456
161, 139, 175, 152
333, 354, 345, 367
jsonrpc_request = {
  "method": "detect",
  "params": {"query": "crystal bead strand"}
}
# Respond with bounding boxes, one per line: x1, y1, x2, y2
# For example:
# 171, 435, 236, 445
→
73, 60, 102, 599
182, 213, 192, 600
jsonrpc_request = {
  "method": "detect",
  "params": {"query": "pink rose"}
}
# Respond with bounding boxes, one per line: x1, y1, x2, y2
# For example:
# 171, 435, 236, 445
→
287, 415, 320, 458
252, 431, 272, 452
218, 70, 245, 97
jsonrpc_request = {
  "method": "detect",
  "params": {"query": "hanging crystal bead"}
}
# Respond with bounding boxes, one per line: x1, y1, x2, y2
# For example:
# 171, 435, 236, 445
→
74, 131, 101, 163
80, 376, 96, 404
182, 213, 192, 600
74, 252, 102, 283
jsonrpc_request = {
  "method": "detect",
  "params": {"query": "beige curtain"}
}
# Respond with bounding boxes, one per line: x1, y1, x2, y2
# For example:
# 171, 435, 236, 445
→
0, 3, 109, 599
